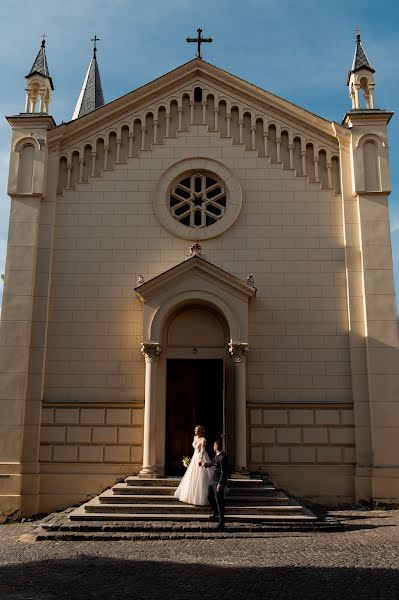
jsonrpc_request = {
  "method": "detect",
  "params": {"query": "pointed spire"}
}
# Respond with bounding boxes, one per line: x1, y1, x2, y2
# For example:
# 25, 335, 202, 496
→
26, 35, 54, 90
72, 35, 105, 120
350, 32, 375, 75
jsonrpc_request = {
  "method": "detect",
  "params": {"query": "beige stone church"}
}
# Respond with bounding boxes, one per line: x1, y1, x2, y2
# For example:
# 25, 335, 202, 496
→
1, 32, 398, 520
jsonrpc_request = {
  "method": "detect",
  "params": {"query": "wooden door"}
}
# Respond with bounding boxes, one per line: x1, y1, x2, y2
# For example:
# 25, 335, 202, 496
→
165, 359, 223, 474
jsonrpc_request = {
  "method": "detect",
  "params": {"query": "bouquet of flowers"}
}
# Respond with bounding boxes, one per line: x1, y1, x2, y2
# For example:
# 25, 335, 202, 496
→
182, 456, 191, 468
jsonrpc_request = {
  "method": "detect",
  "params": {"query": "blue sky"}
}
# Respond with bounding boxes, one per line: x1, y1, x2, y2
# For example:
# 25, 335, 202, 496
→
0, 0, 398, 309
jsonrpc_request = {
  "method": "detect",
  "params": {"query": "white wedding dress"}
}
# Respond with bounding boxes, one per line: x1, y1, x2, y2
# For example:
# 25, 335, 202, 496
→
174, 436, 211, 505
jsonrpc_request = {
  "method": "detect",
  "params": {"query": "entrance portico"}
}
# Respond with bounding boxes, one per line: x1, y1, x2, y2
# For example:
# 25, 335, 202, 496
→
135, 252, 256, 478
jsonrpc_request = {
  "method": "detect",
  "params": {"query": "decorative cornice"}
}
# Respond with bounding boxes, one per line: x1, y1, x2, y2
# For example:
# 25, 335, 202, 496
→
229, 342, 249, 363
141, 342, 161, 362
342, 110, 393, 128
6, 114, 56, 128
47, 59, 343, 150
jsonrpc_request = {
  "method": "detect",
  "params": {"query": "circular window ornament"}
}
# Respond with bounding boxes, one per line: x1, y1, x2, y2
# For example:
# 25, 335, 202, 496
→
153, 158, 242, 240
170, 172, 227, 229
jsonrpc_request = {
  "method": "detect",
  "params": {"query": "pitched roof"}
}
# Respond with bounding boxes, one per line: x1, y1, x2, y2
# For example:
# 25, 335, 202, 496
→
26, 40, 54, 90
72, 49, 104, 120
350, 34, 375, 74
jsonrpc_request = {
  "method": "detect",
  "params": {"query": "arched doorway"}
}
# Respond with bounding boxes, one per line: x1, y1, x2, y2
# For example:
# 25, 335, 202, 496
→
135, 253, 256, 478
164, 306, 229, 474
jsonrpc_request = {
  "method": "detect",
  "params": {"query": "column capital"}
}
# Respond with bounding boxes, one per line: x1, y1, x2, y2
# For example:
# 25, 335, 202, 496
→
229, 342, 249, 363
141, 342, 161, 363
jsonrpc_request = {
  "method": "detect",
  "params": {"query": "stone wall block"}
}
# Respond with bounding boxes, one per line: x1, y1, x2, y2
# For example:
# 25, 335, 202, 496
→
317, 447, 343, 463
80, 409, 105, 424
303, 427, 328, 444
40, 426, 66, 444
289, 410, 314, 425
315, 410, 340, 425
290, 446, 316, 463
277, 427, 302, 444
329, 427, 355, 445
52, 445, 78, 462
78, 445, 104, 462
251, 427, 275, 444
104, 445, 130, 463
92, 426, 118, 444
54, 408, 80, 424
262, 409, 288, 425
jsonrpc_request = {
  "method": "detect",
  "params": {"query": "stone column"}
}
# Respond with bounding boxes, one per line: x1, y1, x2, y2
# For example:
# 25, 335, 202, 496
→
153, 120, 158, 144
276, 137, 281, 163
301, 149, 306, 175
116, 139, 121, 163
229, 342, 249, 478
251, 126, 256, 150
139, 343, 161, 478
214, 107, 219, 131
128, 132, 134, 157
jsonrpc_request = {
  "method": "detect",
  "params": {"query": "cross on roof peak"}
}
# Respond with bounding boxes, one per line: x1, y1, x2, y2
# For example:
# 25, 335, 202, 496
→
91, 34, 100, 54
186, 27, 212, 60
41, 33, 47, 47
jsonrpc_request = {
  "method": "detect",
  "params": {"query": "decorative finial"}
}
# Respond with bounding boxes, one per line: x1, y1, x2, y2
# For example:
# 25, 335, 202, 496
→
355, 26, 361, 42
136, 275, 145, 285
246, 274, 255, 286
41, 33, 47, 47
186, 27, 212, 60
91, 33, 100, 55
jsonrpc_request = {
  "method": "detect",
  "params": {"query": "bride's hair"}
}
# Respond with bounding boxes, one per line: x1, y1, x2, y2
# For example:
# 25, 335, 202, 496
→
195, 425, 205, 437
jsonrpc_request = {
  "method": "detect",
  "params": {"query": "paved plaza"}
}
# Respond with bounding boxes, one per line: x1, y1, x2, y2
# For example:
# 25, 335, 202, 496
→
0, 510, 399, 599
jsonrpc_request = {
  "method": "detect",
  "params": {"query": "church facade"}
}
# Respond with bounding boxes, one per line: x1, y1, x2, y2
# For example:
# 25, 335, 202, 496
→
1, 35, 398, 519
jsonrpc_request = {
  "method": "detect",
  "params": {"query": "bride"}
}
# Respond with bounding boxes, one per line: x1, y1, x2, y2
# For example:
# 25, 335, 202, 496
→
174, 425, 211, 506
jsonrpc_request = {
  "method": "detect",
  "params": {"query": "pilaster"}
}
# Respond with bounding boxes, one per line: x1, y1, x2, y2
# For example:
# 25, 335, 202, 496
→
0, 113, 55, 520
344, 109, 399, 502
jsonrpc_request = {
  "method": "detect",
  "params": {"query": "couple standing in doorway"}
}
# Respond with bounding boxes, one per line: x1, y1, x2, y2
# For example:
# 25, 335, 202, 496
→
174, 425, 228, 530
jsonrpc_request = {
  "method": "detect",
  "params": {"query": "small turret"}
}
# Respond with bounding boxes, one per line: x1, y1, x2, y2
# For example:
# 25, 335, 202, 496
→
347, 33, 376, 110
72, 35, 104, 120
25, 36, 54, 114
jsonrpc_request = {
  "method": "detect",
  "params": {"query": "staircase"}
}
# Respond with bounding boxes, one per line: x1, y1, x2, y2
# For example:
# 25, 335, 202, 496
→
67, 475, 316, 523
34, 476, 345, 540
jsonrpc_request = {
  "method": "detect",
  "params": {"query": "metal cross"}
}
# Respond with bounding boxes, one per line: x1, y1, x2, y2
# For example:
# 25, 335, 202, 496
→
41, 33, 47, 47
186, 28, 212, 60
91, 34, 100, 53
355, 26, 361, 41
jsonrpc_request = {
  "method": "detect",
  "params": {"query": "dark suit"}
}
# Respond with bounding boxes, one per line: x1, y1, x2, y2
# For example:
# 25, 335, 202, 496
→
204, 451, 228, 526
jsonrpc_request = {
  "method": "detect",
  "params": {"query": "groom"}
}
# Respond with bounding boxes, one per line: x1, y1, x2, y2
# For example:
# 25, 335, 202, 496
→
199, 439, 228, 530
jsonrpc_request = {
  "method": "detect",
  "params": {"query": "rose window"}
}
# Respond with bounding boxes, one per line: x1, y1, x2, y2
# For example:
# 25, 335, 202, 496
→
169, 173, 227, 228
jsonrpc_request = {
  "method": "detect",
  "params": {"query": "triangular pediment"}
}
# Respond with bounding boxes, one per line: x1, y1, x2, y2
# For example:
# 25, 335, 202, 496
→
135, 255, 256, 304
50, 58, 346, 149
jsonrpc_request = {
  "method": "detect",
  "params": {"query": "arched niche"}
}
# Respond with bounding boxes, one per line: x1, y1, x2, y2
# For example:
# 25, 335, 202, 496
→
167, 305, 227, 348
363, 140, 380, 191
18, 143, 35, 193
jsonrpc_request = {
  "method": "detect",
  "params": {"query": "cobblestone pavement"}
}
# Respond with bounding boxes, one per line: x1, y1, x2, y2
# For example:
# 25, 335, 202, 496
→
1, 510, 399, 600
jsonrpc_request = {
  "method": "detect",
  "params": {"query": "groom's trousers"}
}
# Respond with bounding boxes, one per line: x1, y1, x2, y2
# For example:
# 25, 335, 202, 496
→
208, 484, 225, 524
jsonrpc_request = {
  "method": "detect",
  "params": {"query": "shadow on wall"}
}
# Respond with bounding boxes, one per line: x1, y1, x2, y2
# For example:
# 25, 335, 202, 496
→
0, 557, 399, 599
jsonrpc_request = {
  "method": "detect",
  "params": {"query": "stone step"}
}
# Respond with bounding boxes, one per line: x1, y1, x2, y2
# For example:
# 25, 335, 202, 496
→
124, 476, 268, 488
125, 477, 180, 487
83, 497, 302, 516
100, 491, 289, 505
69, 507, 315, 523
112, 483, 277, 495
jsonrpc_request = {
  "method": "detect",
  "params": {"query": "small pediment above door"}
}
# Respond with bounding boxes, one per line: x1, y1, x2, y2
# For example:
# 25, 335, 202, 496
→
135, 254, 256, 305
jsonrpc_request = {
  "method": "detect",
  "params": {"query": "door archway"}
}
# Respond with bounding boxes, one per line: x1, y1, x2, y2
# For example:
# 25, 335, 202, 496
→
164, 305, 230, 474
135, 254, 256, 477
